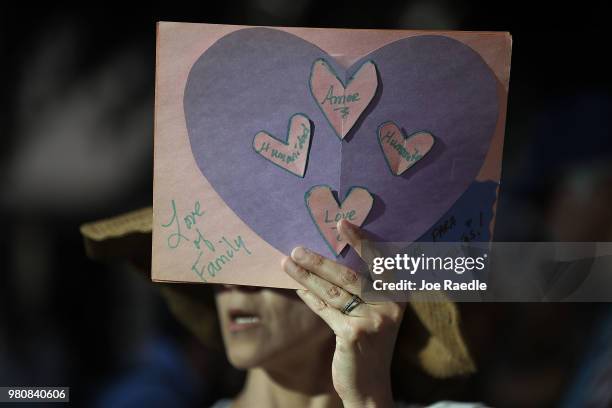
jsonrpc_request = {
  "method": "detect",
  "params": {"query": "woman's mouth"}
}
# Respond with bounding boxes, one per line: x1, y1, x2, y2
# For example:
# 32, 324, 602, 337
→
228, 310, 261, 333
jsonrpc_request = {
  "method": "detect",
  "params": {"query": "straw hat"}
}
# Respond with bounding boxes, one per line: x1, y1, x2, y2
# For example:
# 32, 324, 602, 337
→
81, 207, 475, 379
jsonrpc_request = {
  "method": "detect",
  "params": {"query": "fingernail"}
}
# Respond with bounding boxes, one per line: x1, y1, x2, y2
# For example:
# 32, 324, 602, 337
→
291, 247, 308, 261
283, 258, 298, 273
338, 220, 359, 240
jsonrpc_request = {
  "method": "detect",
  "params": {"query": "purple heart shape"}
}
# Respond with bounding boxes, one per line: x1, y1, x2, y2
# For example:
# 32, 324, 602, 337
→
184, 28, 498, 261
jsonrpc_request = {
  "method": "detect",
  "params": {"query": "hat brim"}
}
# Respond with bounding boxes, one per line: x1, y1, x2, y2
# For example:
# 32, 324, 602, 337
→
81, 207, 476, 378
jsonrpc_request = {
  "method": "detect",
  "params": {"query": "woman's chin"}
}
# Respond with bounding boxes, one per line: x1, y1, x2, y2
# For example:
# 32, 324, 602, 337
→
226, 348, 267, 370
224, 339, 300, 371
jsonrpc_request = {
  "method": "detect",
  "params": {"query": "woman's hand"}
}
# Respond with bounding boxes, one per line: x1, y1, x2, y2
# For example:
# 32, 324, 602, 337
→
281, 220, 405, 408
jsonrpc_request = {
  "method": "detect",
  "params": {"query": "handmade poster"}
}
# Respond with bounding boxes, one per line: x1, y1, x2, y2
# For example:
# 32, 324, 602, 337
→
152, 23, 512, 288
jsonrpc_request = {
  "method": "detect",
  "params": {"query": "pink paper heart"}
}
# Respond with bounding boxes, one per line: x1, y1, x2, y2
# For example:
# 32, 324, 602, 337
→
305, 185, 374, 256
253, 113, 312, 177
377, 121, 435, 176
309, 59, 378, 140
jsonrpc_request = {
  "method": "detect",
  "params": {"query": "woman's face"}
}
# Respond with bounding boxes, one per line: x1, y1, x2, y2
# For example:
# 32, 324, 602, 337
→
215, 285, 333, 370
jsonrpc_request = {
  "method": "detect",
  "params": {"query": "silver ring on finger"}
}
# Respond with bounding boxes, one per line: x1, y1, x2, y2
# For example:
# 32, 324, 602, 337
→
341, 294, 363, 315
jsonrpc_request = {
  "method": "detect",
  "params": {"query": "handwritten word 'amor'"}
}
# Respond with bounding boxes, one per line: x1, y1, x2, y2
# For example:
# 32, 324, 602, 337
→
320, 86, 360, 119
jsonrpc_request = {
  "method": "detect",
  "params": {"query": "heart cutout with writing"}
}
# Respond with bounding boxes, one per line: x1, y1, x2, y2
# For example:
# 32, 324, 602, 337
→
310, 59, 378, 140
305, 185, 373, 256
253, 113, 312, 177
377, 121, 435, 176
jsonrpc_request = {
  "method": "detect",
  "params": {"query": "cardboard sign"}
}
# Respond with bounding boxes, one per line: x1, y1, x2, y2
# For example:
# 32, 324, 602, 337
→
152, 23, 512, 288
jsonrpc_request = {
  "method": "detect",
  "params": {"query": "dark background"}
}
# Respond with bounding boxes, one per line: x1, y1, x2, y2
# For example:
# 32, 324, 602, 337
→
2, 1, 612, 407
